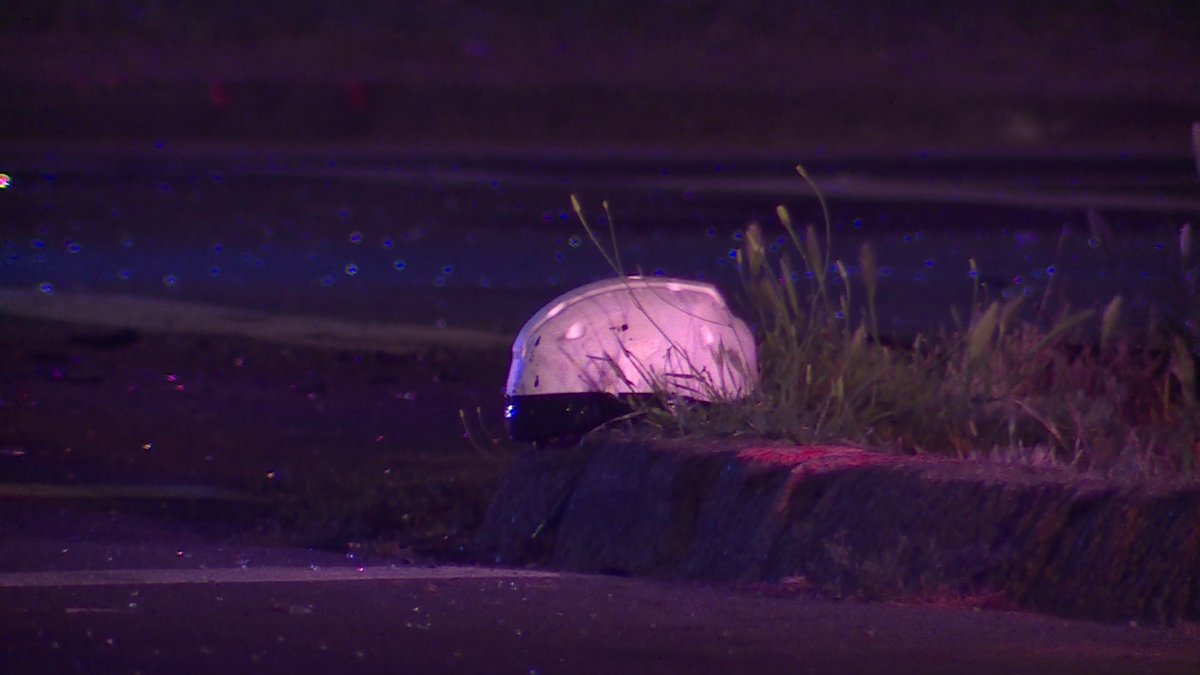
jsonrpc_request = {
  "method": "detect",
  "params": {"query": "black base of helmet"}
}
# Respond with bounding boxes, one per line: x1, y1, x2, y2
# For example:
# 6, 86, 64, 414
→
505, 392, 644, 443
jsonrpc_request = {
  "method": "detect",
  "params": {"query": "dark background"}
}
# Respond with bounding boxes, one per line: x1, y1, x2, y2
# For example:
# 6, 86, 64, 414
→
4, 0, 1198, 151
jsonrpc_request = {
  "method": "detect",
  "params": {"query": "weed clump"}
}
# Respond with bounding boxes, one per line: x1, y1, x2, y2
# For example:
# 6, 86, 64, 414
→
579, 166, 1200, 480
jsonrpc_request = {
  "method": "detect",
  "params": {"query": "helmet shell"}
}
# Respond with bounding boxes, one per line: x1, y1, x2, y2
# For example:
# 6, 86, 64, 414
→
505, 276, 757, 402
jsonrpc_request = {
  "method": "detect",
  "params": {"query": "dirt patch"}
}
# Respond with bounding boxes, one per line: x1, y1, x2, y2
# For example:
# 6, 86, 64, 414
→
480, 436, 1200, 624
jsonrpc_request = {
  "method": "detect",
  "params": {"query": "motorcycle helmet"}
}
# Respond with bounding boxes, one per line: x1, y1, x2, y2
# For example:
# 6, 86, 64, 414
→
504, 276, 757, 442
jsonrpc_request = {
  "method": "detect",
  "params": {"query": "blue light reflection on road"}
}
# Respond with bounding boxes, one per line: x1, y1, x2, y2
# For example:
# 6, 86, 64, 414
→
0, 158, 1194, 335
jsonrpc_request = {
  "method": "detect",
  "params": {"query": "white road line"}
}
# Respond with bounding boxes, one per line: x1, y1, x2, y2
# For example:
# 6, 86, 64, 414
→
0, 290, 509, 353
273, 166, 1200, 213
0, 565, 558, 589
685, 175, 1200, 213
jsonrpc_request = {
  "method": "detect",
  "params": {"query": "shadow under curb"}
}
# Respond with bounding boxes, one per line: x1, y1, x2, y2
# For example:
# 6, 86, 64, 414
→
478, 436, 1200, 625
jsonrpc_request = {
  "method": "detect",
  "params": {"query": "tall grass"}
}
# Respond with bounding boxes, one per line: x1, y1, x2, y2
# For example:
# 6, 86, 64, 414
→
575, 164, 1200, 480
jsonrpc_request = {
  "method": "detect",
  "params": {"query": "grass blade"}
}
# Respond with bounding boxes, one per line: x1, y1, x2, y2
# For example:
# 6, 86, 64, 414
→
967, 302, 1000, 364
1101, 295, 1123, 350
859, 242, 880, 343
571, 194, 623, 276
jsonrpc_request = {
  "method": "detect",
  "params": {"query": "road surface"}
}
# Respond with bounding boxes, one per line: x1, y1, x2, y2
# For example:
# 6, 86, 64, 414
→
2, 147, 1199, 673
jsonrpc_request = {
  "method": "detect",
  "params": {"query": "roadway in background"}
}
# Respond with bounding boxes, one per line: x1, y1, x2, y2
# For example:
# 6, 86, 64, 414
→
3, 148, 1198, 341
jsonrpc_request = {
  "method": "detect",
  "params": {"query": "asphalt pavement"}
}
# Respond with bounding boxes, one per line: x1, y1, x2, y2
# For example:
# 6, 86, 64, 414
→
2, 497, 1199, 674
4, 548, 1200, 674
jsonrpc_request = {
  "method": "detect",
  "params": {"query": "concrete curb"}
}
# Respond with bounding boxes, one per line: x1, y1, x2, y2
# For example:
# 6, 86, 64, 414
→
479, 437, 1200, 625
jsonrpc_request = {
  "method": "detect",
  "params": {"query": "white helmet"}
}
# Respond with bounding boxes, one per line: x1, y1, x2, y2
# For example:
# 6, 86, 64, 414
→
504, 276, 757, 441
